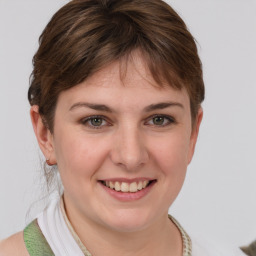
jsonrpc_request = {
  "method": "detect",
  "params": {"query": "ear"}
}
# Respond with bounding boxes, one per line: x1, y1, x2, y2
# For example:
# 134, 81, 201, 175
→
187, 108, 203, 164
30, 105, 57, 165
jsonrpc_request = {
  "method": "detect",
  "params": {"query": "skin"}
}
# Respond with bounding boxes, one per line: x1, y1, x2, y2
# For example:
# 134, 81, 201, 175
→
0, 232, 29, 256
0, 53, 202, 256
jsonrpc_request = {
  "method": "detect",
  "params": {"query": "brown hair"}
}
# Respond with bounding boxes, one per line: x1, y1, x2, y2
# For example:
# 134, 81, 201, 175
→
28, 0, 204, 133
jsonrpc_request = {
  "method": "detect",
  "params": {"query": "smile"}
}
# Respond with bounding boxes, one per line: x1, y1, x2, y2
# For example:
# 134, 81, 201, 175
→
100, 180, 156, 193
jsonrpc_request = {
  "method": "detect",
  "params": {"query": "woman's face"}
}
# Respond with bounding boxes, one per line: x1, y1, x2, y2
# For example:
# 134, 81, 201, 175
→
41, 54, 202, 232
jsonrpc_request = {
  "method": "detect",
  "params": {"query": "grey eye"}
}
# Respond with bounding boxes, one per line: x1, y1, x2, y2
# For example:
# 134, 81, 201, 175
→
146, 115, 175, 127
81, 115, 110, 129
153, 116, 165, 125
90, 118, 103, 126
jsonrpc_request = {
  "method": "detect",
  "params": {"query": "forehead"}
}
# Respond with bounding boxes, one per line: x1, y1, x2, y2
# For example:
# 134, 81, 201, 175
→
56, 54, 190, 112
85, 52, 159, 88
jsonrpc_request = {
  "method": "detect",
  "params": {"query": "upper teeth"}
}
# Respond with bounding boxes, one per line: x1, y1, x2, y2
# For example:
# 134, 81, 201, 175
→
104, 181, 150, 193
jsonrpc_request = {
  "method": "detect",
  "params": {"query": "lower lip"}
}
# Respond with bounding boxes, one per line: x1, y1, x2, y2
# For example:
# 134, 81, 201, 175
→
99, 181, 156, 202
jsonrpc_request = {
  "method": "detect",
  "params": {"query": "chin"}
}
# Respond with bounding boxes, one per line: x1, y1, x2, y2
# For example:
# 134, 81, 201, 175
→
99, 209, 154, 233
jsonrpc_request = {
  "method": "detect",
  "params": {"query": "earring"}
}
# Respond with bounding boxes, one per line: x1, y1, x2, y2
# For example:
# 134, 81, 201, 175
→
46, 158, 55, 166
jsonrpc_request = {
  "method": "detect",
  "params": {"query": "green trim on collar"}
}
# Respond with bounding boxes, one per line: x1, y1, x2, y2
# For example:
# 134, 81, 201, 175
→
24, 219, 54, 256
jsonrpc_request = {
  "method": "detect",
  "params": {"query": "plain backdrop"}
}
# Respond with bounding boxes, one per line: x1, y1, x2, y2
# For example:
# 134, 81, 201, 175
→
0, 0, 255, 249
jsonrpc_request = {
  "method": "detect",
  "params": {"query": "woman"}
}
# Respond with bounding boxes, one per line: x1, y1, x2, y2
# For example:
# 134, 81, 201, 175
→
0, 0, 246, 255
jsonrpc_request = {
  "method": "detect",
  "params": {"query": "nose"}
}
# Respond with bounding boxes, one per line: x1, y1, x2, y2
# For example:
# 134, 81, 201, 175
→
110, 125, 149, 171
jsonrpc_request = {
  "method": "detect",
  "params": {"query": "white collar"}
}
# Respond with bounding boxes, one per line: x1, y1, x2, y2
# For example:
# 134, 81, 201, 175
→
37, 194, 84, 256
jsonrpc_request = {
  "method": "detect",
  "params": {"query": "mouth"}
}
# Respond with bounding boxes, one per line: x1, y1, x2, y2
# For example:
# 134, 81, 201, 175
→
99, 179, 157, 193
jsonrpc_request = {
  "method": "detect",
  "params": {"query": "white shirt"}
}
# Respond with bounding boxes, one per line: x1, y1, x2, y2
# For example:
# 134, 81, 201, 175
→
37, 195, 246, 256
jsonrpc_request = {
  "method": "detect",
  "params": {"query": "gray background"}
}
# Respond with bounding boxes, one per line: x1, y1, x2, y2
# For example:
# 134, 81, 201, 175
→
0, 0, 255, 249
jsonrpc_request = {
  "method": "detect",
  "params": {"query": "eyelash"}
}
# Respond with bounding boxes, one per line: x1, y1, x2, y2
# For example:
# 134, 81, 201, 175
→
80, 115, 110, 129
146, 114, 176, 127
80, 114, 176, 129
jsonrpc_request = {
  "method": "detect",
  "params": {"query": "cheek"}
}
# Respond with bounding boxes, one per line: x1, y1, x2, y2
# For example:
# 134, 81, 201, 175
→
53, 129, 108, 179
151, 132, 191, 175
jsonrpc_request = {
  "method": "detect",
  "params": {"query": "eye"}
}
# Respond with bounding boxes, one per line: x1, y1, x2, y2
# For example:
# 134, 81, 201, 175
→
146, 115, 175, 127
80, 115, 110, 129
90, 117, 104, 126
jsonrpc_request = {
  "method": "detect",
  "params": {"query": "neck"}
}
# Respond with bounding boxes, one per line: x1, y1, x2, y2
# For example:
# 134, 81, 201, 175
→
63, 196, 183, 256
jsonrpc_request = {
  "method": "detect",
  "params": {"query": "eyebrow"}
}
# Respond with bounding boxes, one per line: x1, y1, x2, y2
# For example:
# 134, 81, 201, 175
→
69, 102, 113, 112
69, 101, 184, 112
143, 102, 184, 112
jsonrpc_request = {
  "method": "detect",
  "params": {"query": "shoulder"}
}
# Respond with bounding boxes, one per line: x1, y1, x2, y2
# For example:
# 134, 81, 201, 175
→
0, 232, 29, 256
191, 236, 246, 256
